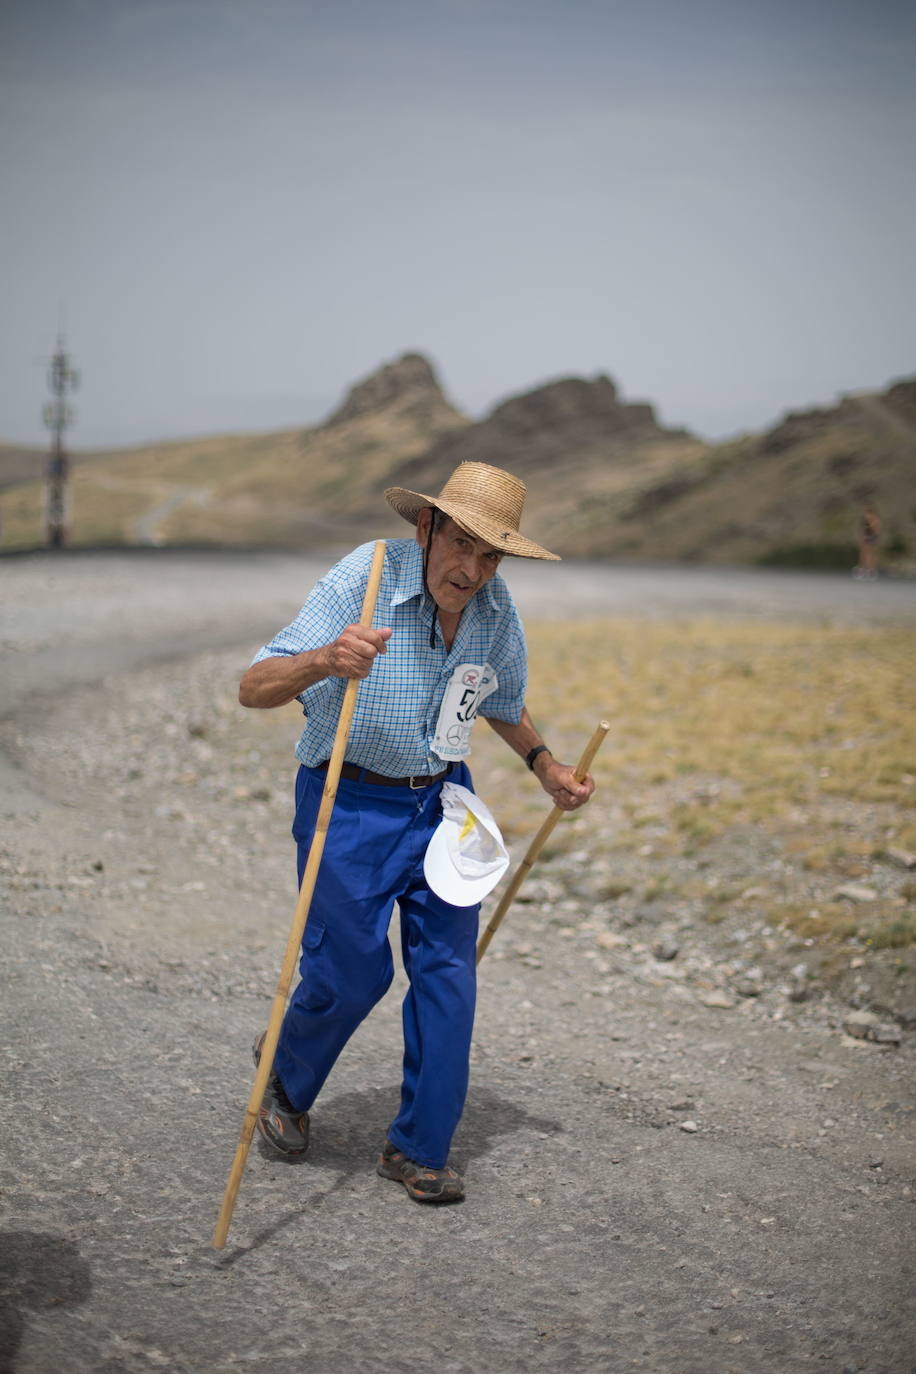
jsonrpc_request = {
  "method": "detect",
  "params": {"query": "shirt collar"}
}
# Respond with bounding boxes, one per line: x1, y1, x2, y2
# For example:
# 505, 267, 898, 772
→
391, 539, 502, 615
390, 540, 427, 608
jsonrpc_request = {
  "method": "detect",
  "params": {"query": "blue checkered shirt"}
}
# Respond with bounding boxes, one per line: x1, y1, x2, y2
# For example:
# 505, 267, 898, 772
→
252, 539, 528, 774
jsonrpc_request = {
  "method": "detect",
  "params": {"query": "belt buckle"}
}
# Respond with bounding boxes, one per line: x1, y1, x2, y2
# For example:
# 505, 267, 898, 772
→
408, 774, 425, 790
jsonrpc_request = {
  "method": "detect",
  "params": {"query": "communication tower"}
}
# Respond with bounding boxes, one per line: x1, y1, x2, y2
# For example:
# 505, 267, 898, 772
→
43, 335, 79, 547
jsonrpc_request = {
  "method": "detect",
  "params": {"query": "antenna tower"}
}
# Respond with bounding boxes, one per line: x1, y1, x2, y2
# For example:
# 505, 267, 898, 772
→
43, 334, 79, 547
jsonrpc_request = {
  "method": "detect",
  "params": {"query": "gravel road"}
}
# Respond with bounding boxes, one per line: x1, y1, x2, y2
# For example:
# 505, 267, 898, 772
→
1, 550, 914, 1374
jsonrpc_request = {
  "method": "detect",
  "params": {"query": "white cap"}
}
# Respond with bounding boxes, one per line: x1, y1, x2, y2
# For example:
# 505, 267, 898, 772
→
423, 782, 510, 907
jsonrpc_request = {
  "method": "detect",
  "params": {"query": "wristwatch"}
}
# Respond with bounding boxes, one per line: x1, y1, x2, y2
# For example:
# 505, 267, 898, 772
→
526, 744, 551, 771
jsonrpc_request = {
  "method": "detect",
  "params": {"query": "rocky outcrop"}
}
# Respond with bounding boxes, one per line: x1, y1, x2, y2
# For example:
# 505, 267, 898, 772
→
386, 373, 692, 500
484, 375, 682, 446
322, 352, 465, 429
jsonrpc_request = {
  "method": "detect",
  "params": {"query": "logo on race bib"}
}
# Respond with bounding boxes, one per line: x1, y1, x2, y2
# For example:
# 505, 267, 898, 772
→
431, 663, 499, 761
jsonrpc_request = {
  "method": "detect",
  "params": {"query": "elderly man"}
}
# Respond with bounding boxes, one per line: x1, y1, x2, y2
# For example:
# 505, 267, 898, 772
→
239, 461, 595, 1203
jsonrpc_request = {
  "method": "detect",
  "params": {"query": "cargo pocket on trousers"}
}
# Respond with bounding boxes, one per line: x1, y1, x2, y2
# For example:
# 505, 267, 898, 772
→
300, 920, 331, 1010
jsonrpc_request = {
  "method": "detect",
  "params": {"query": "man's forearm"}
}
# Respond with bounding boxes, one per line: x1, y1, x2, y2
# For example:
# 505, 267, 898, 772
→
238, 650, 331, 709
485, 706, 594, 810
239, 624, 393, 709
484, 708, 550, 774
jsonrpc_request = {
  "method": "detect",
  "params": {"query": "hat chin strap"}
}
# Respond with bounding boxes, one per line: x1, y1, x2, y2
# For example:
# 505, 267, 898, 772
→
423, 508, 438, 649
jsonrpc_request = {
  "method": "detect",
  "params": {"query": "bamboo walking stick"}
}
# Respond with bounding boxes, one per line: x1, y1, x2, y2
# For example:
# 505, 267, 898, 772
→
477, 720, 609, 964
212, 539, 387, 1250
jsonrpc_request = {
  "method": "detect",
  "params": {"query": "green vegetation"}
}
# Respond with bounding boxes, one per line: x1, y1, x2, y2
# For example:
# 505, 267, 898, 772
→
756, 543, 857, 571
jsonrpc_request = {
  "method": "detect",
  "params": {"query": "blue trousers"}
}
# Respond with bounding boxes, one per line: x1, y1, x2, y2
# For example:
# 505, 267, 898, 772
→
274, 762, 480, 1169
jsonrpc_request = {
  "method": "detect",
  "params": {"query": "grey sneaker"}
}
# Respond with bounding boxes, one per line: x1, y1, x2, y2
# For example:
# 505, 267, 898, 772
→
252, 1033, 309, 1156
377, 1140, 464, 1203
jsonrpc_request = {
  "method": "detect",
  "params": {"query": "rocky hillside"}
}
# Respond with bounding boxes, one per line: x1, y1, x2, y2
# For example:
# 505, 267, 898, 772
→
0, 441, 46, 492
588, 380, 916, 569
374, 373, 704, 557
1, 355, 913, 572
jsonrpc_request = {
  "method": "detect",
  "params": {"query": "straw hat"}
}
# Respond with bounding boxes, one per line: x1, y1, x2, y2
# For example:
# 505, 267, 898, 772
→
385, 461, 560, 561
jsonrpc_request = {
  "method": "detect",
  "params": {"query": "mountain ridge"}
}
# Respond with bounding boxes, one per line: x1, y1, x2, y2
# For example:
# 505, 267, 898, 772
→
1, 355, 913, 571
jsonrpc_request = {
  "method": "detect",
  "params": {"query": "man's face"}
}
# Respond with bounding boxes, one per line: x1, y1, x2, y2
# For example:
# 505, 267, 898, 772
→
416, 509, 503, 615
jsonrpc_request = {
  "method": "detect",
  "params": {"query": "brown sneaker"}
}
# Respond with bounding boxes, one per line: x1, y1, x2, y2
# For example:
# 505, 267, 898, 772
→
377, 1140, 464, 1203
252, 1033, 309, 1157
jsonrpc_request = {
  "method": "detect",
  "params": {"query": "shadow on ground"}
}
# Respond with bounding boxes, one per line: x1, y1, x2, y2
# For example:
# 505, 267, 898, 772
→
218, 1080, 562, 1263
0, 1231, 92, 1374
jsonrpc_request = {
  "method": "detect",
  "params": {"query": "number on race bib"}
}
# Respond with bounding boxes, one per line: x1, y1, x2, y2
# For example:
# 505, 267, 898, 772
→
431, 663, 499, 761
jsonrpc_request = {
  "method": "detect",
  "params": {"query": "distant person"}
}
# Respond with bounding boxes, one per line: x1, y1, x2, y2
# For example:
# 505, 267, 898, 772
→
854, 504, 881, 579
237, 461, 596, 1203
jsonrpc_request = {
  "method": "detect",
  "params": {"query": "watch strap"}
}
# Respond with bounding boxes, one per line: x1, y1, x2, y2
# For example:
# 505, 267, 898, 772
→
526, 744, 551, 771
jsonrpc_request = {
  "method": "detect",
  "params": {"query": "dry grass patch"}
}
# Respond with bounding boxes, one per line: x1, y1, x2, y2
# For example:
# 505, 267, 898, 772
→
521, 616, 914, 815
770, 902, 861, 942
772, 901, 915, 950
480, 617, 912, 944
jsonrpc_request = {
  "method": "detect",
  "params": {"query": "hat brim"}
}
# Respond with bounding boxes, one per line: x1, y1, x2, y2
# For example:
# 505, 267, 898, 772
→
423, 822, 510, 906
384, 486, 560, 561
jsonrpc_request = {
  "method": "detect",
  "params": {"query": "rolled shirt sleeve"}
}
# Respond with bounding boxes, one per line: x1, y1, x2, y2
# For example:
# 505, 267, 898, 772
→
252, 574, 361, 719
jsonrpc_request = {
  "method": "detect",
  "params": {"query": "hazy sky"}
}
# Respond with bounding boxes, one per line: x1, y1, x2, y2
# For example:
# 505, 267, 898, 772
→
2, 0, 914, 448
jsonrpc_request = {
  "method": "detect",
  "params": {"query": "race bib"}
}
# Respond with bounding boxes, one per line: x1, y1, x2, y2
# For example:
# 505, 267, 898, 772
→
431, 663, 499, 761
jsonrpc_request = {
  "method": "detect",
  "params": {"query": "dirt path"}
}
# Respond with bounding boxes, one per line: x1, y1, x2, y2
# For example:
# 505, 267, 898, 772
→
1, 551, 914, 1373
133, 490, 211, 546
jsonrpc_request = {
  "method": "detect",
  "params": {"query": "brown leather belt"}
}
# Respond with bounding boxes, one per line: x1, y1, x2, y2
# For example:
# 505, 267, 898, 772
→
317, 760, 453, 789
